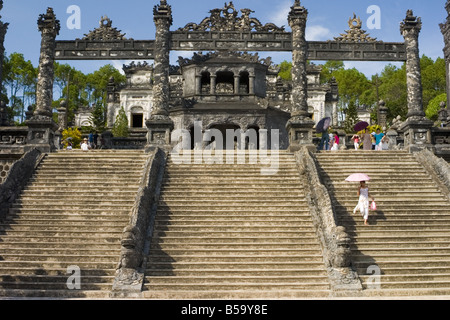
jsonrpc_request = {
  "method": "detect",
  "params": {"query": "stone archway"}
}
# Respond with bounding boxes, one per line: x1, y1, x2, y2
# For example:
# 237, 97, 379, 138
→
207, 123, 241, 150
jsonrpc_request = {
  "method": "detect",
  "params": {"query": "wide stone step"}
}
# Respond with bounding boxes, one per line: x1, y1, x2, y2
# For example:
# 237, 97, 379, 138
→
23, 186, 139, 192
350, 247, 450, 255
144, 275, 329, 285
146, 261, 327, 270
152, 231, 316, 238
148, 248, 321, 256
0, 281, 113, 291
151, 236, 319, 244
7, 209, 131, 216
142, 282, 330, 292
0, 253, 119, 263
145, 268, 327, 277
350, 240, 450, 248
150, 243, 321, 251
140, 289, 331, 299
0, 274, 115, 284
19, 190, 138, 197
352, 258, 450, 268
0, 224, 125, 232
148, 254, 323, 263
0, 230, 122, 237
0, 267, 115, 276
160, 181, 305, 188
0, 242, 121, 250
11, 203, 135, 209
152, 225, 314, 233
0, 236, 121, 244
3, 216, 129, 224
154, 219, 314, 227
360, 279, 450, 290
159, 196, 306, 202
355, 266, 450, 275
338, 224, 450, 231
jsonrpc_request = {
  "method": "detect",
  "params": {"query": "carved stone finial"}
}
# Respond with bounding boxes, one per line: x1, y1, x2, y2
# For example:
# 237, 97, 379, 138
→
400, 9, 422, 34
334, 13, 379, 43
81, 16, 127, 41
153, 0, 173, 25
37, 7, 61, 36
289, 0, 307, 18
178, 2, 284, 32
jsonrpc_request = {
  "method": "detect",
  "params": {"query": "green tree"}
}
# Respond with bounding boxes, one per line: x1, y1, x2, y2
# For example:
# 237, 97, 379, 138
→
3, 53, 38, 122
111, 107, 129, 137
320, 60, 345, 84
278, 61, 292, 80
88, 103, 106, 134
342, 100, 360, 133
426, 93, 447, 123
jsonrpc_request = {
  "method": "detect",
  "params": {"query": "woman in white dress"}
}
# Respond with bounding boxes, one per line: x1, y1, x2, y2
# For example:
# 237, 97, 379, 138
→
354, 181, 374, 226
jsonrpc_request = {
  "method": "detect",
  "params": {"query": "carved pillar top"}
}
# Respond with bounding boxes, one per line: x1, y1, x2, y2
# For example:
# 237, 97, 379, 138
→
288, 0, 308, 27
153, 0, 173, 25
38, 7, 61, 36
400, 10, 422, 37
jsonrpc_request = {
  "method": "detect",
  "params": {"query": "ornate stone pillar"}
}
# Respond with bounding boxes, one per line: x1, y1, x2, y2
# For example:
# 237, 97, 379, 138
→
440, 1, 450, 109
378, 100, 388, 130
146, 0, 174, 150
195, 74, 201, 95
234, 75, 240, 95
106, 76, 117, 128
399, 10, 434, 153
286, 0, 315, 152
26, 8, 60, 153
249, 75, 255, 95
57, 100, 68, 132
210, 75, 217, 95
0, 1, 8, 98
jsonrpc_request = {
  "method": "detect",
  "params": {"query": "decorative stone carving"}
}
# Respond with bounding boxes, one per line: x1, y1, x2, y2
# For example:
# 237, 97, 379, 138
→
178, 2, 284, 32
35, 8, 60, 118
81, 16, 128, 41
401, 10, 425, 120
334, 14, 380, 43
178, 51, 273, 67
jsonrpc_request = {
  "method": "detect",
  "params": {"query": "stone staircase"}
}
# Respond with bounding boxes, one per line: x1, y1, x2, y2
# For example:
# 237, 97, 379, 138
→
143, 151, 331, 299
315, 150, 450, 297
0, 150, 148, 298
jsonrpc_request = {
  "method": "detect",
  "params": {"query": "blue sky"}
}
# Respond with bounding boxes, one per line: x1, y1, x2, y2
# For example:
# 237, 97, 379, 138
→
2, 0, 448, 77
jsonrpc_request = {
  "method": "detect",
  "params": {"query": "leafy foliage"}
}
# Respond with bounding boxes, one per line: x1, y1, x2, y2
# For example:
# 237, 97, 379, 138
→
111, 107, 129, 138
62, 127, 82, 149
426, 93, 447, 123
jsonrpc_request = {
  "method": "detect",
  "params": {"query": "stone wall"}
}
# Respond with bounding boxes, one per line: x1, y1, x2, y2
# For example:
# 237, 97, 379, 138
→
0, 149, 43, 220
413, 148, 450, 202
112, 147, 167, 296
0, 158, 16, 184
294, 147, 362, 296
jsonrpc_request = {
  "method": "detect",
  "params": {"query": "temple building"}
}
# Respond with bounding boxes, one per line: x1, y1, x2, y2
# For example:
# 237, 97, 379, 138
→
103, 51, 338, 148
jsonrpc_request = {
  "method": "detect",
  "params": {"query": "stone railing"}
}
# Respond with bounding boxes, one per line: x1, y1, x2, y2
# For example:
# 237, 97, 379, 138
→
112, 147, 167, 297
0, 126, 28, 155
432, 127, 450, 162
0, 148, 44, 220
413, 148, 450, 202
294, 147, 362, 295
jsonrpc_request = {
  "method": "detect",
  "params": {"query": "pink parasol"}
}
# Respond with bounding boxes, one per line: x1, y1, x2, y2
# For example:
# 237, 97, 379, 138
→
345, 173, 371, 182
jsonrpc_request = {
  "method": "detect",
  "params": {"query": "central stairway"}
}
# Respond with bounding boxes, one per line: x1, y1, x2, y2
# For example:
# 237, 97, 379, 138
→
0, 150, 148, 298
143, 151, 331, 299
315, 150, 450, 297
